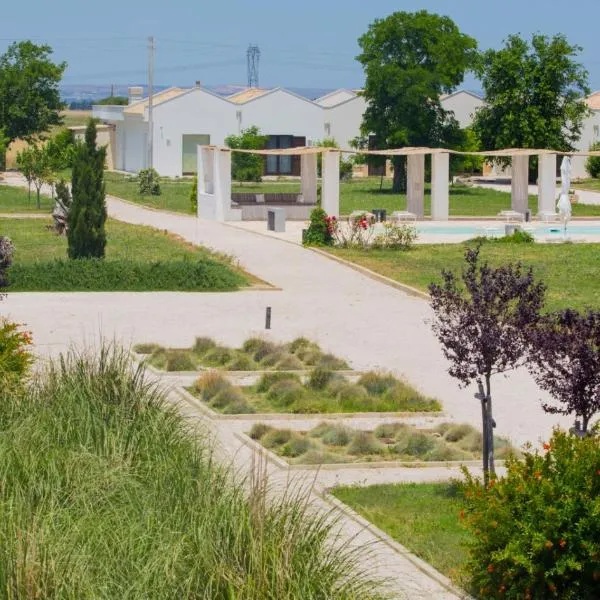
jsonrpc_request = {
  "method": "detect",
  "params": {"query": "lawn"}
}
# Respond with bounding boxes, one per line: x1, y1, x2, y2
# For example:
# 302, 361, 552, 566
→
0, 183, 53, 213
574, 178, 600, 193
332, 482, 471, 585
104, 172, 600, 217
329, 241, 600, 312
0, 347, 382, 598
1, 216, 251, 291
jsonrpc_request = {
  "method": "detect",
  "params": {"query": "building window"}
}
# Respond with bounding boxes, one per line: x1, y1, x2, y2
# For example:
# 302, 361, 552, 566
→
265, 135, 293, 175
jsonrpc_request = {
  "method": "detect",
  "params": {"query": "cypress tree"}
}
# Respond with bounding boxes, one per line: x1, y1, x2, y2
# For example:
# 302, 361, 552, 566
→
67, 120, 107, 259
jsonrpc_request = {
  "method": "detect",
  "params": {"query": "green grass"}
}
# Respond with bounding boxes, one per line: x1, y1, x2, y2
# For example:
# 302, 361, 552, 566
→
1, 217, 251, 291
0, 346, 383, 598
329, 241, 600, 312
0, 184, 53, 213
332, 483, 471, 585
574, 178, 600, 193
103, 173, 600, 217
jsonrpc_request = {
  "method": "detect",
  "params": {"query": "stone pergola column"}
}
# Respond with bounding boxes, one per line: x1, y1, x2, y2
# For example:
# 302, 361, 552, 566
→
300, 153, 318, 205
431, 152, 450, 220
511, 154, 529, 213
537, 153, 557, 215
321, 150, 340, 217
196, 146, 229, 221
407, 154, 425, 218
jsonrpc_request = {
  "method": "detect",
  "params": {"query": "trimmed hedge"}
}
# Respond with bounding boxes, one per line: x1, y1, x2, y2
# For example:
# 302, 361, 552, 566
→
7, 258, 245, 292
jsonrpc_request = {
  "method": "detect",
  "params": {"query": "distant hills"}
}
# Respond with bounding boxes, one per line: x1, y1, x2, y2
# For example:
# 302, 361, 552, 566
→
60, 84, 336, 108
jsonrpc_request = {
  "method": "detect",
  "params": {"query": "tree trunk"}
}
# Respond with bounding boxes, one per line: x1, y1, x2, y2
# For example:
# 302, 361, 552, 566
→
582, 415, 590, 434
392, 156, 407, 194
480, 396, 489, 483
485, 375, 495, 476
36, 188, 41, 210
28, 181, 31, 202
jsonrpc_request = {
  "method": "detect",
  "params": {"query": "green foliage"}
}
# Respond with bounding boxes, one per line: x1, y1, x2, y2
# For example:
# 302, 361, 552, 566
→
303, 207, 334, 247
255, 371, 300, 393
249, 423, 273, 440
192, 336, 216, 355
190, 175, 198, 213
308, 367, 335, 390
0, 236, 14, 290
138, 168, 161, 196
452, 126, 484, 175
357, 10, 477, 192
53, 178, 72, 235
321, 425, 352, 447
46, 128, 76, 170
0, 41, 66, 142
463, 430, 600, 599
0, 127, 8, 170
586, 142, 600, 179
0, 319, 33, 386
225, 125, 268, 182
133, 343, 161, 354
347, 431, 382, 456
68, 120, 107, 259
275, 354, 304, 371
164, 350, 196, 372
474, 34, 590, 157
266, 380, 306, 407
358, 372, 398, 395
371, 223, 417, 250
19, 144, 53, 209
96, 95, 128, 105
193, 371, 231, 401
8, 258, 244, 291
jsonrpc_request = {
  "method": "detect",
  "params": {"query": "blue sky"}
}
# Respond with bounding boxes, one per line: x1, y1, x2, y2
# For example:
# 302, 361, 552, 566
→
3, 0, 600, 92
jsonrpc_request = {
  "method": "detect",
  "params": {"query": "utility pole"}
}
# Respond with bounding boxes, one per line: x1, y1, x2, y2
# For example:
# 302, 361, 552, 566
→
147, 36, 155, 170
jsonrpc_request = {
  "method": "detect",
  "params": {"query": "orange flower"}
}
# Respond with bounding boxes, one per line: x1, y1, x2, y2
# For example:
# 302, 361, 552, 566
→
487, 564, 495, 573
559, 539, 567, 549
459, 509, 465, 520
534, 470, 542, 480
544, 540, 554, 549
548, 582, 557, 593
543, 443, 551, 450
498, 584, 506, 594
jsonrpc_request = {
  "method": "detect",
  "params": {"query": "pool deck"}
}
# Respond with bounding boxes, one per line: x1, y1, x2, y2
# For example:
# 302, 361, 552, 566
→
229, 219, 600, 245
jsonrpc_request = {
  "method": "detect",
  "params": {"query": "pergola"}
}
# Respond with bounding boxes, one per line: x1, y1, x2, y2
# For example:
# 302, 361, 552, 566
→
196, 144, 600, 222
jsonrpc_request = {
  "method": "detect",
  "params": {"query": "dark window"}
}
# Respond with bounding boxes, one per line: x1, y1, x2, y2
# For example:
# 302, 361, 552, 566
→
265, 135, 295, 175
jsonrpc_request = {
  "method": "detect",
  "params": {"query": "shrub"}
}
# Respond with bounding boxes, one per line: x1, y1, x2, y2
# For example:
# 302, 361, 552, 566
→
255, 372, 300, 393
192, 337, 217, 355
296, 347, 323, 366
371, 223, 417, 250
495, 229, 534, 244
275, 354, 304, 371
244, 338, 278, 362
337, 383, 370, 409
249, 423, 273, 440
347, 432, 382, 456
138, 168, 161, 196
53, 178, 72, 235
203, 346, 236, 367
382, 384, 441, 412
222, 399, 255, 414
303, 207, 334, 247
586, 142, 600, 178
280, 435, 312, 458
424, 442, 471, 462
262, 428, 292, 448
340, 159, 354, 182
266, 380, 306, 407
133, 342, 161, 354
373, 423, 408, 439
358, 372, 398, 396
317, 353, 348, 370
393, 431, 437, 457
227, 352, 256, 371
462, 430, 600, 599
0, 319, 33, 385
190, 175, 198, 213
444, 423, 476, 443
0, 236, 15, 290
225, 126, 268, 183
210, 387, 245, 409
164, 351, 196, 372
308, 367, 335, 390
287, 337, 318, 354
193, 371, 231, 400
322, 425, 352, 447
300, 450, 337, 465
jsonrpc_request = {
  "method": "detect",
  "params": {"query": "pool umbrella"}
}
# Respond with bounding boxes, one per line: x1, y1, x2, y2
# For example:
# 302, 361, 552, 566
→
557, 156, 572, 237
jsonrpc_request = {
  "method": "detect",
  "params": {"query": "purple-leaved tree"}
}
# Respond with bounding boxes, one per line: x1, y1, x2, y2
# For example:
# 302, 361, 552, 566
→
527, 309, 600, 434
429, 245, 545, 478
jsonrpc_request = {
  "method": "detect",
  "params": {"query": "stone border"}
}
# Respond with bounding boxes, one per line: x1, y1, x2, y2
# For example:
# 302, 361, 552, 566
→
234, 429, 504, 472
318, 490, 474, 599
175, 386, 445, 422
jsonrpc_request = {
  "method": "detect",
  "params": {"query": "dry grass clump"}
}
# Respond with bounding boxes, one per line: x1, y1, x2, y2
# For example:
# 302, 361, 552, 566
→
193, 371, 231, 401
192, 336, 217, 355
255, 372, 301, 393
347, 432, 383, 456
133, 342, 162, 354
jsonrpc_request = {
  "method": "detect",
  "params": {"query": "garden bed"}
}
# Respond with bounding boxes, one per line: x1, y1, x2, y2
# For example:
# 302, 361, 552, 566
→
134, 336, 350, 373
247, 421, 513, 465
187, 369, 441, 415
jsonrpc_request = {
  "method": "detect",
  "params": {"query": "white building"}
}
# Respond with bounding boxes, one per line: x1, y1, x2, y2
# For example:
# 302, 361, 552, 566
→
93, 85, 367, 177
571, 92, 600, 179
440, 90, 484, 128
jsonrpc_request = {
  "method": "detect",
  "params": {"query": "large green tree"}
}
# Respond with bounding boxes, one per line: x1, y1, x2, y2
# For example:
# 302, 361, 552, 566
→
225, 126, 268, 183
357, 11, 477, 192
0, 41, 66, 143
474, 34, 590, 154
68, 120, 107, 259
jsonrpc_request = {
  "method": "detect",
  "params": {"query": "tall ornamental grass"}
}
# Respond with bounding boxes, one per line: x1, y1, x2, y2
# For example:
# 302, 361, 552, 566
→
0, 346, 382, 599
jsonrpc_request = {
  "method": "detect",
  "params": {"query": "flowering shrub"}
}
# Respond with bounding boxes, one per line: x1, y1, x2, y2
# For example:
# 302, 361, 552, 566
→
303, 207, 334, 246
0, 319, 33, 385
372, 223, 417, 250
462, 430, 600, 599
332, 212, 376, 248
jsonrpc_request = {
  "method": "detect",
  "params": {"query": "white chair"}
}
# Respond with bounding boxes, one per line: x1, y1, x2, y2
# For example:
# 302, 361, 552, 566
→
497, 210, 525, 223
538, 211, 560, 223
390, 210, 417, 223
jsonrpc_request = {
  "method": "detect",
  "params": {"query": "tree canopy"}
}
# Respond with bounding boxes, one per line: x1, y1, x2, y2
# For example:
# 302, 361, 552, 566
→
225, 126, 268, 183
0, 41, 66, 143
357, 10, 477, 191
473, 34, 590, 152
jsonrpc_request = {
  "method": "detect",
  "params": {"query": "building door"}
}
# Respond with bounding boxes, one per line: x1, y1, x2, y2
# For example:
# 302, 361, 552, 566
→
182, 134, 210, 175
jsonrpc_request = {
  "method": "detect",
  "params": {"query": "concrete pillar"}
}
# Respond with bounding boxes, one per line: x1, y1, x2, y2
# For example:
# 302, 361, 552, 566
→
511, 155, 529, 213
300, 154, 318, 205
214, 149, 231, 221
407, 154, 425, 218
431, 152, 450, 221
197, 146, 229, 221
537, 153, 557, 215
322, 150, 340, 217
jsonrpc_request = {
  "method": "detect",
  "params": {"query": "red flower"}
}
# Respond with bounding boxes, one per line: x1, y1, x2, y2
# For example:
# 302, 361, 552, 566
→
559, 539, 567, 549
543, 443, 551, 451
487, 564, 495, 573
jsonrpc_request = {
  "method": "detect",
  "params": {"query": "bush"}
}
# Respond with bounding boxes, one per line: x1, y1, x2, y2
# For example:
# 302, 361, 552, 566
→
280, 435, 312, 458
227, 352, 256, 371
308, 367, 335, 390
424, 442, 471, 462
586, 142, 600, 178
340, 159, 354, 182
321, 425, 351, 447
0, 236, 15, 290
373, 423, 408, 439
260, 350, 286, 368
249, 423, 273, 440
462, 430, 600, 599
192, 336, 217, 355
443, 423, 476, 443
225, 126, 268, 182
371, 223, 417, 250
8, 258, 245, 292
496, 229, 534, 244
133, 342, 161, 354
381, 384, 441, 412
222, 399, 255, 414
275, 354, 304, 371
202, 346, 236, 367
190, 175, 198, 213
358, 372, 398, 396
138, 168, 161, 196
266, 380, 306, 407
262, 428, 292, 448
303, 207, 334, 247
0, 319, 33, 385
164, 351, 196, 372
393, 431, 436, 457
211, 387, 246, 409
243, 338, 278, 362
317, 353, 349, 370
287, 337, 318, 354
193, 371, 231, 400
347, 431, 382, 456
255, 371, 300, 393
336, 383, 370, 408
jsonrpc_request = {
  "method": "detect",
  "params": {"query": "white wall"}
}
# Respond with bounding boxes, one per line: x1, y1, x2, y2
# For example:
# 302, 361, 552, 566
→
572, 109, 600, 178
324, 96, 366, 148
121, 120, 147, 173
316, 90, 357, 108
441, 92, 484, 128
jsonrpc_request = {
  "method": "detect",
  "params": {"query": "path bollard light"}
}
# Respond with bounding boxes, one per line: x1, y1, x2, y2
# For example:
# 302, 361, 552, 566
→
265, 306, 272, 330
